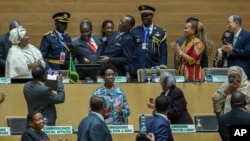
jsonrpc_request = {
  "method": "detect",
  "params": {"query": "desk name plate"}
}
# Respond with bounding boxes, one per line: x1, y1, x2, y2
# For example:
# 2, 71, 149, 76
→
0, 127, 10, 136
170, 124, 196, 133
0, 77, 11, 84
108, 125, 134, 134
42, 126, 73, 135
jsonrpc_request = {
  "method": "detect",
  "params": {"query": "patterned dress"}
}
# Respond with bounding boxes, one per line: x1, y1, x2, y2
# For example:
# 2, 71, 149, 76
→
177, 37, 204, 81
93, 85, 130, 125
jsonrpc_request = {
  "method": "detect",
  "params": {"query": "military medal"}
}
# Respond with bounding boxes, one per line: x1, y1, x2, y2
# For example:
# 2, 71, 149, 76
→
136, 36, 140, 43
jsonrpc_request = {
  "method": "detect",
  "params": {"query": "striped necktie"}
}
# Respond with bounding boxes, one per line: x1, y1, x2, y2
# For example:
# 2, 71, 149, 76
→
88, 40, 97, 53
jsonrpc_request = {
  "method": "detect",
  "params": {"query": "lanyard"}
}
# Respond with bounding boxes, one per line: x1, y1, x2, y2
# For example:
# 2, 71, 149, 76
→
54, 31, 65, 52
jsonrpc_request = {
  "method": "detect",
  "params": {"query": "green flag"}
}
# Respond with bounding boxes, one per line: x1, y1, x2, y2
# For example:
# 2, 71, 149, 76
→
68, 58, 79, 84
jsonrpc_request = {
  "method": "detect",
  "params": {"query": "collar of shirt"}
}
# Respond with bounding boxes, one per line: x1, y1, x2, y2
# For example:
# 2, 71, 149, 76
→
54, 29, 64, 40
164, 89, 170, 96
38, 81, 45, 86
89, 37, 98, 49
234, 28, 242, 38
143, 23, 154, 35
155, 113, 169, 121
91, 111, 104, 121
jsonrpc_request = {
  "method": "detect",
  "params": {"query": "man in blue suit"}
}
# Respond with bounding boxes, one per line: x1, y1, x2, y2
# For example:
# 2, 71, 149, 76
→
222, 14, 250, 79
98, 15, 135, 76
218, 91, 250, 141
147, 96, 174, 141
77, 96, 113, 141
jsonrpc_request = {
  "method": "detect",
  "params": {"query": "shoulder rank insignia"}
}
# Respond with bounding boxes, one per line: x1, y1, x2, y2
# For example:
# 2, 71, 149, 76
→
154, 32, 161, 37
43, 31, 54, 36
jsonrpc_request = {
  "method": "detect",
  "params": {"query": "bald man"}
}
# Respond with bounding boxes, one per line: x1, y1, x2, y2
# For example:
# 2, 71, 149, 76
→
218, 91, 250, 141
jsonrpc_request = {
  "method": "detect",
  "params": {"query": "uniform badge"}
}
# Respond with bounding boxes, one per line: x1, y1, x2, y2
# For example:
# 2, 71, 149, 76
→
136, 36, 140, 43
154, 32, 161, 37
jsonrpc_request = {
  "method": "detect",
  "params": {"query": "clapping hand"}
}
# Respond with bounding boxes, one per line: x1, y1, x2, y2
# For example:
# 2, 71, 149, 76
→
147, 98, 155, 110
170, 41, 181, 55
116, 103, 122, 115
146, 133, 155, 141
0, 91, 6, 104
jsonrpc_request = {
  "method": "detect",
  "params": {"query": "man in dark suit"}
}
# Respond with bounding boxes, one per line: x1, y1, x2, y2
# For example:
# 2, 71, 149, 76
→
146, 95, 174, 141
23, 65, 65, 126
222, 14, 250, 79
98, 15, 135, 76
0, 20, 21, 77
77, 95, 113, 141
40, 12, 72, 70
71, 19, 103, 64
218, 91, 250, 141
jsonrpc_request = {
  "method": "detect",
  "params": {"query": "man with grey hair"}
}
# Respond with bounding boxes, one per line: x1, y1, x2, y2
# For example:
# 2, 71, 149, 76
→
0, 20, 21, 76
147, 71, 193, 124
222, 14, 250, 79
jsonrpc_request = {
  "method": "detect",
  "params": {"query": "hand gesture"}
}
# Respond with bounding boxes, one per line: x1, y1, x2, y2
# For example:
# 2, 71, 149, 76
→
0, 91, 6, 104
146, 133, 155, 141
116, 103, 122, 115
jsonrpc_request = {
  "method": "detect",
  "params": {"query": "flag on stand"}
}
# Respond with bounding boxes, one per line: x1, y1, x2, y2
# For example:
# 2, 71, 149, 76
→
68, 56, 79, 84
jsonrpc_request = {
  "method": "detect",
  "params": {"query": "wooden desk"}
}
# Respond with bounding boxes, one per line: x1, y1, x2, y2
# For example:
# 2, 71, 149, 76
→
0, 83, 222, 141
0, 132, 221, 141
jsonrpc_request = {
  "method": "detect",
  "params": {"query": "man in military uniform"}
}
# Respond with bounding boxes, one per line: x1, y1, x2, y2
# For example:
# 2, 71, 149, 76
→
127, 5, 168, 81
40, 12, 71, 70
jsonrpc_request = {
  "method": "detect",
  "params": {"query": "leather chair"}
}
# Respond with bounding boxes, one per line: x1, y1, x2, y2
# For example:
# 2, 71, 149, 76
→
5, 116, 27, 135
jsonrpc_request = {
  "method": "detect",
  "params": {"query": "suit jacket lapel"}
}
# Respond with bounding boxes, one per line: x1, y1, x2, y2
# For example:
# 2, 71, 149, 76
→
107, 31, 118, 45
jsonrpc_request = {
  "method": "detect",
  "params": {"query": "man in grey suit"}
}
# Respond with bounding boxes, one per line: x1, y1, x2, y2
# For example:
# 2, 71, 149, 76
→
77, 96, 113, 141
23, 65, 65, 126
218, 91, 250, 141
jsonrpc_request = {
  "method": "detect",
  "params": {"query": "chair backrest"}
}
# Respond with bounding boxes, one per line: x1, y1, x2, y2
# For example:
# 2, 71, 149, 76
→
137, 69, 177, 82
138, 114, 154, 130
135, 132, 149, 141
204, 68, 228, 76
5, 116, 27, 135
194, 114, 218, 132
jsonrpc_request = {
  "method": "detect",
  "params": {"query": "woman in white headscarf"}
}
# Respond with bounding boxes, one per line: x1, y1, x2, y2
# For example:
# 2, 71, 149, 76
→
5, 26, 45, 78
213, 66, 250, 118
147, 71, 193, 124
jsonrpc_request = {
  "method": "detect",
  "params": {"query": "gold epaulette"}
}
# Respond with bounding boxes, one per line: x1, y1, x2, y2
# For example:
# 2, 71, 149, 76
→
43, 31, 53, 36
64, 32, 71, 38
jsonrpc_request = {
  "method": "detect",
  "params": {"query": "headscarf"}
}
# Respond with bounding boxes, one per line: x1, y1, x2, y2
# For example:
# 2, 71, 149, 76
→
9, 26, 27, 45
213, 66, 250, 116
160, 71, 176, 88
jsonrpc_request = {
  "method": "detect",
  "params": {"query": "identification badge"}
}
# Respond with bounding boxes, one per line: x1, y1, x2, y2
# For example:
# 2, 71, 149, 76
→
60, 52, 66, 62
142, 43, 147, 50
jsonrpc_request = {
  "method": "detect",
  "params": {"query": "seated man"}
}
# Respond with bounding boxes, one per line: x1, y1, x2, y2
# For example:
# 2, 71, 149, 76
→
146, 95, 174, 141
218, 91, 250, 141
